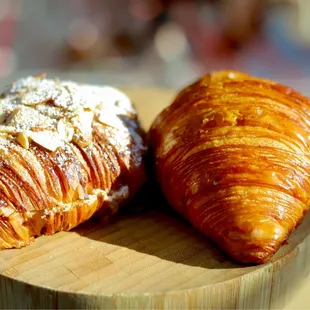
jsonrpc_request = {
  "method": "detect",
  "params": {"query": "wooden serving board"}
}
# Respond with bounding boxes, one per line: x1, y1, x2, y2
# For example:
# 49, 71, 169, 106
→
1, 88, 310, 309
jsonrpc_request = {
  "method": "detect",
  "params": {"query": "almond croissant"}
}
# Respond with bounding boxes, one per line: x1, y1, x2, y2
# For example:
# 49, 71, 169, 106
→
0, 75, 147, 250
149, 71, 310, 264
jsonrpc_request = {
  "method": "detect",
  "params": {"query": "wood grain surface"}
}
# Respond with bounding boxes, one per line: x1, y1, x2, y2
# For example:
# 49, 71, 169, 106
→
0, 88, 310, 309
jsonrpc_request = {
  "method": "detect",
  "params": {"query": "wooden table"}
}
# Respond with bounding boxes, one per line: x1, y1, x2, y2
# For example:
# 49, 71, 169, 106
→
0, 86, 310, 309
126, 88, 310, 310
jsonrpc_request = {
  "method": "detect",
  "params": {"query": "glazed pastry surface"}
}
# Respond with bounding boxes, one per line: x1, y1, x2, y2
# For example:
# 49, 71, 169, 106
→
0, 75, 147, 249
149, 71, 310, 264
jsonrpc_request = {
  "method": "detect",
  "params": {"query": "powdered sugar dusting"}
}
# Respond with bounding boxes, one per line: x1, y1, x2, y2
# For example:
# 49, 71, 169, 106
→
0, 75, 139, 152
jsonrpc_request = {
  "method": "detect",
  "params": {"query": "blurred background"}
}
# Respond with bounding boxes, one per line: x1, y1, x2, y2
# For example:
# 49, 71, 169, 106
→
0, 0, 310, 92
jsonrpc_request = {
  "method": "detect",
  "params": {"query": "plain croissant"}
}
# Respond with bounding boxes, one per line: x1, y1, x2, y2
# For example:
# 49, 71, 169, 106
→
149, 70, 310, 264
0, 75, 147, 249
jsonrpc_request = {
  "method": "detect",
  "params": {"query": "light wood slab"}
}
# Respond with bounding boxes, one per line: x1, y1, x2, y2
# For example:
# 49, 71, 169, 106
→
0, 88, 310, 309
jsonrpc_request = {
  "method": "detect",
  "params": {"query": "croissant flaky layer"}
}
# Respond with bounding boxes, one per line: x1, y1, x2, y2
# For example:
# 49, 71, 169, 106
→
150, 71, 310, 264
0, 76, 147, 249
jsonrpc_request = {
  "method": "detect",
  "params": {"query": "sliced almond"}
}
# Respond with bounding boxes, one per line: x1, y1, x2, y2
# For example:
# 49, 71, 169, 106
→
57, 119, 74, 142
98, 111, 122, 129
76, 110, 94, 142
5, 107, 20, 125
28, 131, 63, 152
17, 132, 30, 149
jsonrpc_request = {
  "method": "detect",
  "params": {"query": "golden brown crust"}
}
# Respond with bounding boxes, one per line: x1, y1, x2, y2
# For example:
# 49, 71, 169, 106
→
0, 76, 147, 250
149, 70, 310, 264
